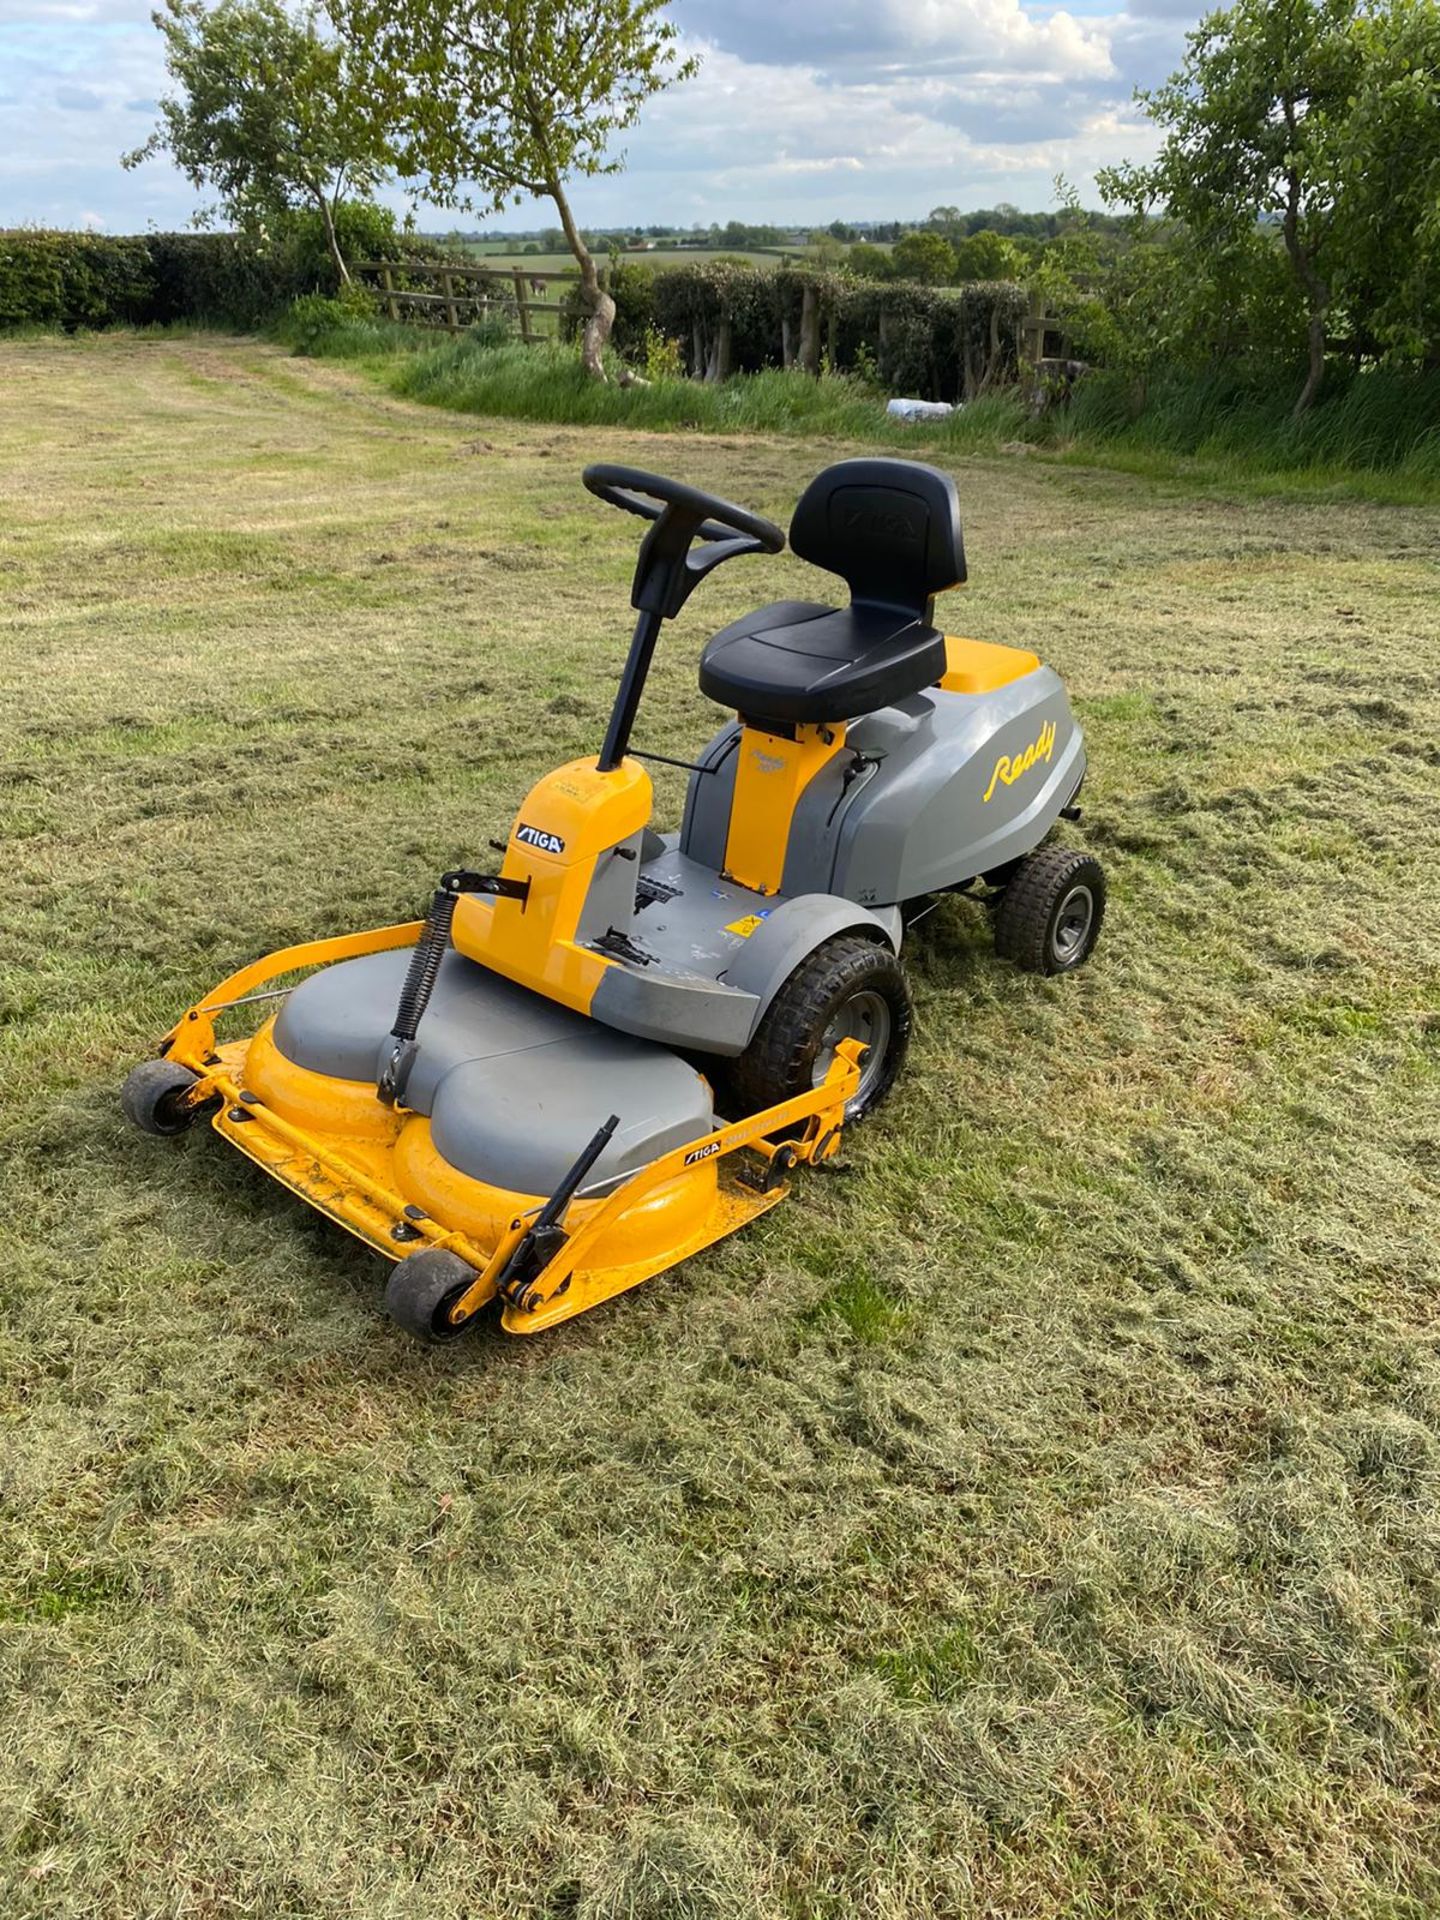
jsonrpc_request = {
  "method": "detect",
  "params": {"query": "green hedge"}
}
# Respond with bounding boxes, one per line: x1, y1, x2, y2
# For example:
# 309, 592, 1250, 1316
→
0, 232, 157, 330
554, 260, 1031, 399
645, 263, 1029, 400
0, 210, 426, 332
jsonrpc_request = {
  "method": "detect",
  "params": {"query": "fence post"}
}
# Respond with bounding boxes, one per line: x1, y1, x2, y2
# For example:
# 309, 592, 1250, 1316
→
512, 267, 534, 344
442, 270, 459, 335
381, 265, 398, 324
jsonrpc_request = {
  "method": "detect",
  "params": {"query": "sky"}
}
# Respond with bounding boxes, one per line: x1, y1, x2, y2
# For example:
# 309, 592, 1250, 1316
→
0, 0, 1207, 233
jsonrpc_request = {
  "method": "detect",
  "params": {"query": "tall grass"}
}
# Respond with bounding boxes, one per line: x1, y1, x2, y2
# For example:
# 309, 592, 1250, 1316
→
1067, 365, 1440, 485
289, 316, 1440, 498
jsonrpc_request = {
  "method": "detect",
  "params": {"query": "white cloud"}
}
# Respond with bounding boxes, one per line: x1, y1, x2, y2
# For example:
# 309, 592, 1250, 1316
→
0, 0, 1198, 232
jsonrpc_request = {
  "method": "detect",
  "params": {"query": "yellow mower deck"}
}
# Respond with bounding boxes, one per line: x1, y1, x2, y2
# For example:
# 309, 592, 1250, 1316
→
161, 924, 860, 1335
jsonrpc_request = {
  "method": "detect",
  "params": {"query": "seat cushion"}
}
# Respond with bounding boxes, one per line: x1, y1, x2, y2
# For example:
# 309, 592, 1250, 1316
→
699, 598, 948, 725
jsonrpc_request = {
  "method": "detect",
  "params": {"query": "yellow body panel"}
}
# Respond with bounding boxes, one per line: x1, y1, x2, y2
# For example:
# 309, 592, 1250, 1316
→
450, 755, 651, 1014
159, 924, 864, 1337
722, 722, 847, 896
940, 635, 1040, 695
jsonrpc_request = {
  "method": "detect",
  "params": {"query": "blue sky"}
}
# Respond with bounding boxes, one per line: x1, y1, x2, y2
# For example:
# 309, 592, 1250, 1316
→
0, 0, 1206, 232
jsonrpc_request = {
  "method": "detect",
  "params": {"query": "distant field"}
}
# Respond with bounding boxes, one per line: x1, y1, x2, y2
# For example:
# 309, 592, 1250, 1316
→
3, 333, 1439, 1919
444, 244, 814, 273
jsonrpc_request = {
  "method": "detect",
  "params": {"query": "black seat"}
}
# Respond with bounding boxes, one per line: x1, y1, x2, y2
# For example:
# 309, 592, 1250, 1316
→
698, 458, 966, 726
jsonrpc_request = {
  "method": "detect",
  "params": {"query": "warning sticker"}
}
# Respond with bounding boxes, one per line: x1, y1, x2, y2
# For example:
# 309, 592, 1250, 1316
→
724, 912, 771, 938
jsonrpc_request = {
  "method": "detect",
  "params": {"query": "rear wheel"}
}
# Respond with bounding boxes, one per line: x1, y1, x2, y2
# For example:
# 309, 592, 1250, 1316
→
728, 933, 911, 1121
385, 1248, 480, 1343
121, 1059, 208, 1137
994, 846, 1106, 975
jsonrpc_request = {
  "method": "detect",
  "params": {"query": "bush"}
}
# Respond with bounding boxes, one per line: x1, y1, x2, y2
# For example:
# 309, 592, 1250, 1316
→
0, 231, 154, 330
647, 263, 1027, 400
0, 208, 442, 334
278, 284, 379, 354
141, 231, 311, 327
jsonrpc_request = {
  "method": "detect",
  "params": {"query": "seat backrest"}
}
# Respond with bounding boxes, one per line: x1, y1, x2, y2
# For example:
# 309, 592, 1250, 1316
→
789, 457, 966, 621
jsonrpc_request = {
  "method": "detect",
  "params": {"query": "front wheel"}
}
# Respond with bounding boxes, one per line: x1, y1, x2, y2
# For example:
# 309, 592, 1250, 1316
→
994, 847, 1106, 975
121, 1058, 208, 1137
727, 933, 912, 1121
384, 1248, 481, 1343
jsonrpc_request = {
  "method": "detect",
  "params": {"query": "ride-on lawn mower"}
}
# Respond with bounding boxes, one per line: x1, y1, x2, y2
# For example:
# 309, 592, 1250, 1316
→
123, 458, 1104, 1340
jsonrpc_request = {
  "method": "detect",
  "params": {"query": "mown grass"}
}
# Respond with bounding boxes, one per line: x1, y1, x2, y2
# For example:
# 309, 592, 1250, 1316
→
2, 330, 1439, 1918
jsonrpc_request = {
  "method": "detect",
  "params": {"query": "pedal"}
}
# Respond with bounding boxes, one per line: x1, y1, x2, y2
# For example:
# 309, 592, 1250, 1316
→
635, 873, 681, 910
591, 927, 655, 967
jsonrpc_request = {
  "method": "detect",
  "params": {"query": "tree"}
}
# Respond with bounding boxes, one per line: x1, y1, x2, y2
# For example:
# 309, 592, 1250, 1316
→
1100, 0, 1363, 414
890, 230, 957, 286
1329, 0, 1440, 359
125, 0, 387, 285
332, 0, 695, 379
846, 242, 893, 280
951, 229, 1022, 282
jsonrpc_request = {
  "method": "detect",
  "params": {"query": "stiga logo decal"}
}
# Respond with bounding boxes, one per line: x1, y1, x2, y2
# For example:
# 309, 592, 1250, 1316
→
515, 823, 565, 854
982, 719, 1056, 803
684, 1140, 722, 1166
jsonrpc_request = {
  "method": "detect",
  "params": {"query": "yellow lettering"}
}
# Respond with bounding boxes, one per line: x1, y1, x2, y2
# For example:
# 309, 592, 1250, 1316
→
982, 756, 1012, 803
983, 721, 1059, 803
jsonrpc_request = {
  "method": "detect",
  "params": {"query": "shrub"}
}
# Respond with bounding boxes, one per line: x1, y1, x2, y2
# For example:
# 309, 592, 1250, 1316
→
0, 207, 442, 334
648, 263, 1026, 400
642, 326, 685, 382
0, 231, 154, 330
278, 283, 378, 354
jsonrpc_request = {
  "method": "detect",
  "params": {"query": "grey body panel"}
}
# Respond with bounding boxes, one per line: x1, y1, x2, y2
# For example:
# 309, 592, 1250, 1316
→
589, 843, 894, 1055
681, 667, 1084, 907
272, 947, 711, 1193
834, 670, 1083, 902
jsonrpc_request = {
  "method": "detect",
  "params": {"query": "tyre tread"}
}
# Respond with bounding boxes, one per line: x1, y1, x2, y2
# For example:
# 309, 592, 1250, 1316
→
728, 933, 911, 1120
994, 845, 1105, 974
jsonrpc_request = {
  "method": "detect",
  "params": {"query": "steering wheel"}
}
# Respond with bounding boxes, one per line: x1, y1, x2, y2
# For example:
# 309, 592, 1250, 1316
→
584, 464, 786, 555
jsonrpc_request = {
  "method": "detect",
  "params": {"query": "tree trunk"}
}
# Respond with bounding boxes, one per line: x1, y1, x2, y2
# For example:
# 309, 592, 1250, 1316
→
1280, 162, 1328, 418
317, 193, 350, 287
705, 315, 732, 383
799, 283, 820, 377
549, 175, 614, 382
1295, 308, 1327, 417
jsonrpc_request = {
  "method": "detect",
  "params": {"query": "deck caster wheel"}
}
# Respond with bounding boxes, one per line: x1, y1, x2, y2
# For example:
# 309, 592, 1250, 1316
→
728, 932, 912, 1122
121, 1058, 209, 1137
385, 1249, 480, 1343
995, 847, 1106, 975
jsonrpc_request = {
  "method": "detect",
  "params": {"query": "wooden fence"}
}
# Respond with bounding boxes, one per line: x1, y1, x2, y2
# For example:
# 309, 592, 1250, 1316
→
354, 260, 574, 340
354, 258, 1072, 390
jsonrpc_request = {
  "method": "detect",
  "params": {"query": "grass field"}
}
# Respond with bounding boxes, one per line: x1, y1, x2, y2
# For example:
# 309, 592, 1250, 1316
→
446, 246, 805, 272
2, 330, 1439, 1919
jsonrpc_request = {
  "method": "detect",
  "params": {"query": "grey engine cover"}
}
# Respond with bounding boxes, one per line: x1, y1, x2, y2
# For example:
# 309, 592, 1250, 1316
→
681, 667, 1085, 907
